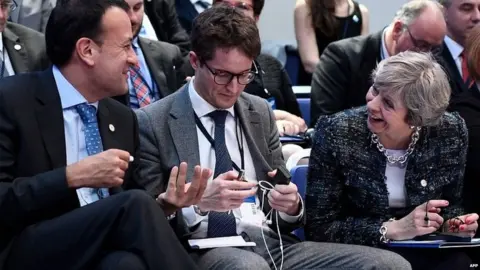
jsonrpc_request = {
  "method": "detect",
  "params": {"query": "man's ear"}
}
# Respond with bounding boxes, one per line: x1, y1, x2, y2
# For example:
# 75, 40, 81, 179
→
189, 51, 200, 70
75, 38, 98, 67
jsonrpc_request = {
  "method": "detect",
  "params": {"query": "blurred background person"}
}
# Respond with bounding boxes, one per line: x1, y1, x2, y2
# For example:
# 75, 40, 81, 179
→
9, 0, 55, 33
294, 0, 369, 86
437, 0, 480, 96
306, 51, 476, 270
0, 0, 50, 77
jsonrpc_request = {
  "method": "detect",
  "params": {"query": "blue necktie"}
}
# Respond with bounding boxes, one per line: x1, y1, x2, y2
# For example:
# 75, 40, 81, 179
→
76, 103, 109, 199
207, 110, 237, 238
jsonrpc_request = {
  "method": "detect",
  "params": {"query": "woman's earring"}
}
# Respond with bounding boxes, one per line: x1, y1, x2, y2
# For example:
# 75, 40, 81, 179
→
410, 126, 415, 130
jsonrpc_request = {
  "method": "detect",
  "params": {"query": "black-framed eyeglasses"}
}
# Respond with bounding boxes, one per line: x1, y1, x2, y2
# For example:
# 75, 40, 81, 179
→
202, 61, 256, 85
405, 26, 443, 55
0, 0, 17, 12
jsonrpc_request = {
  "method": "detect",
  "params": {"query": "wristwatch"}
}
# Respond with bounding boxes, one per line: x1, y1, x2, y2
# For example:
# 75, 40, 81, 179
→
194, 205, 209, 216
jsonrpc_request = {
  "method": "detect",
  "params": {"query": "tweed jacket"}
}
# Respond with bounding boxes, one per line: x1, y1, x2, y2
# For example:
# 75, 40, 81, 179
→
305, 106, 468, 247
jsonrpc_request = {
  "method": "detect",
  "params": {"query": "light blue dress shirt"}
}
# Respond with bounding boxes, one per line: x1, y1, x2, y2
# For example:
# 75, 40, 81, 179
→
52, 65, 109, 206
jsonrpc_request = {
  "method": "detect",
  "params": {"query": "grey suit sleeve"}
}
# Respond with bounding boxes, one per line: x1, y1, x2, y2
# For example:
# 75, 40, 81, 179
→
310, 43, 351, 125
135, 109, 166, 197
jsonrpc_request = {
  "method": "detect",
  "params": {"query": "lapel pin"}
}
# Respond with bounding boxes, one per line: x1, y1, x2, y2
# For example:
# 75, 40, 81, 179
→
109, 124, 115, 132
353, 15, 359, 23
14, 44, 21, 51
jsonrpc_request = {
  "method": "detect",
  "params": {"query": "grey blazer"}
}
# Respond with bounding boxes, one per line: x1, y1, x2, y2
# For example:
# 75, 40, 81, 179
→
3, 22, 50, 74
133, 84, 302, 239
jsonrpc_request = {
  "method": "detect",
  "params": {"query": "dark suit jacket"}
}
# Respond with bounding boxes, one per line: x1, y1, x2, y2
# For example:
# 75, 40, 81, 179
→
3, 22, 50, 74
134, 85, 303, 241
0, 69, 139, 267
305, 106, 467, 247
310, 31, 382, 126
449, 86, 480, 221
144, 0, 191, 57
175, 0, 199, 35
438, 43, 468, 97
113, 37, 186, 106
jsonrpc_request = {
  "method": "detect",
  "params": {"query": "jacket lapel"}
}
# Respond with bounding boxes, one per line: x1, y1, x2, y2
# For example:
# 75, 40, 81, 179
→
439, 44, 467, 94
235, 94, 272, 178
168, 85, 201, 180
138, 38, 171, 98
3, 26, 28, 74
34, 69, 67, 169
97, 99, 124, 194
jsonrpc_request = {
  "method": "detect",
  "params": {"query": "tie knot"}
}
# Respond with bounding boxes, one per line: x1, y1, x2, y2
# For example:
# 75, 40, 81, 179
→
76, 103, 97, 124
208, 110, 229, 126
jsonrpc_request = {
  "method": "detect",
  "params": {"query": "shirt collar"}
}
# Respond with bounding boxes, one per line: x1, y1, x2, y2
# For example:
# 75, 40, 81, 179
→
190, 0, 212, 5
188, 77, 235, 118
381, 27, 391, 60
52, 65, 99, 110
0, 33, 4, 53
444, 35, 464, 60
132, 36, 140, 49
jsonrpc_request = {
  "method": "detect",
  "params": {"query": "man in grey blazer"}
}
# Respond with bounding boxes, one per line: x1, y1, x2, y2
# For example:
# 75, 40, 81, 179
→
112, 0, 187, 108
0, 1, 49, 77
134, 5, 411, 270
9, 0, 55, 33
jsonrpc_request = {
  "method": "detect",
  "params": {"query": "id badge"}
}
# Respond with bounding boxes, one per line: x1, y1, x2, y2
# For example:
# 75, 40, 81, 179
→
240, 202, 263, 227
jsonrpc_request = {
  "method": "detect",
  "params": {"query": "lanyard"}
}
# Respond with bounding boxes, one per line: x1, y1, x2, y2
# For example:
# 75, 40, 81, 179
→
1, 47, 5, 77
194, 111, 245, 172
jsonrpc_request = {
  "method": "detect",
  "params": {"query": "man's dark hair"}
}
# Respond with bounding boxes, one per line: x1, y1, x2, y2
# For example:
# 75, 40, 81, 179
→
45, 0, 129, 67
213, 0, 265, 17
191, 4, 261, 63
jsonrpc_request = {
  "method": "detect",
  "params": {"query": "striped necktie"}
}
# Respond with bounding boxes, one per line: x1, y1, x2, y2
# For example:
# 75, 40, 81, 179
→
206, 110, 237, 238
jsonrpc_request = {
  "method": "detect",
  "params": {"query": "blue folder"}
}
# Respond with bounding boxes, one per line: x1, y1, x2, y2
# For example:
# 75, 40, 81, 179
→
387, 239, 480, 249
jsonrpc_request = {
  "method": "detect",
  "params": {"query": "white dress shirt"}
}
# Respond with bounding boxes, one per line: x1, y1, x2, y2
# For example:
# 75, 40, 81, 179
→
182, 77, 303, 239
190, 0, 212, 14
384, 149, 407, 208
0, 34, 15, 77
139, 14, 158, 41
444, 35, 464, 76
380, 27, 391, 61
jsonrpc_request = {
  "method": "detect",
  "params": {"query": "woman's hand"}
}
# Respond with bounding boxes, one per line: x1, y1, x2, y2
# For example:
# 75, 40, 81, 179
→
443, 213, 478, 237
387, 200, 449, 240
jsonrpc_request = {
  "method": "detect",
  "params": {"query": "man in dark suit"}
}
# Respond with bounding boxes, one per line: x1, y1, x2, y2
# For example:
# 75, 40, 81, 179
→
113, 0, 186, 109
310, 0, 446, 125
134, 5, 411, 270
0, 1, 204, 269
0, 1, 49, 76
438, 0, 480, 96
144, 0, 191, 57
175, 0, 211, 34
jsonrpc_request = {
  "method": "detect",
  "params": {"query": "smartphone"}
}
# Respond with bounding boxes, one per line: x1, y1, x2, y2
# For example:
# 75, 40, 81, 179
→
270, 166, 291, 185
